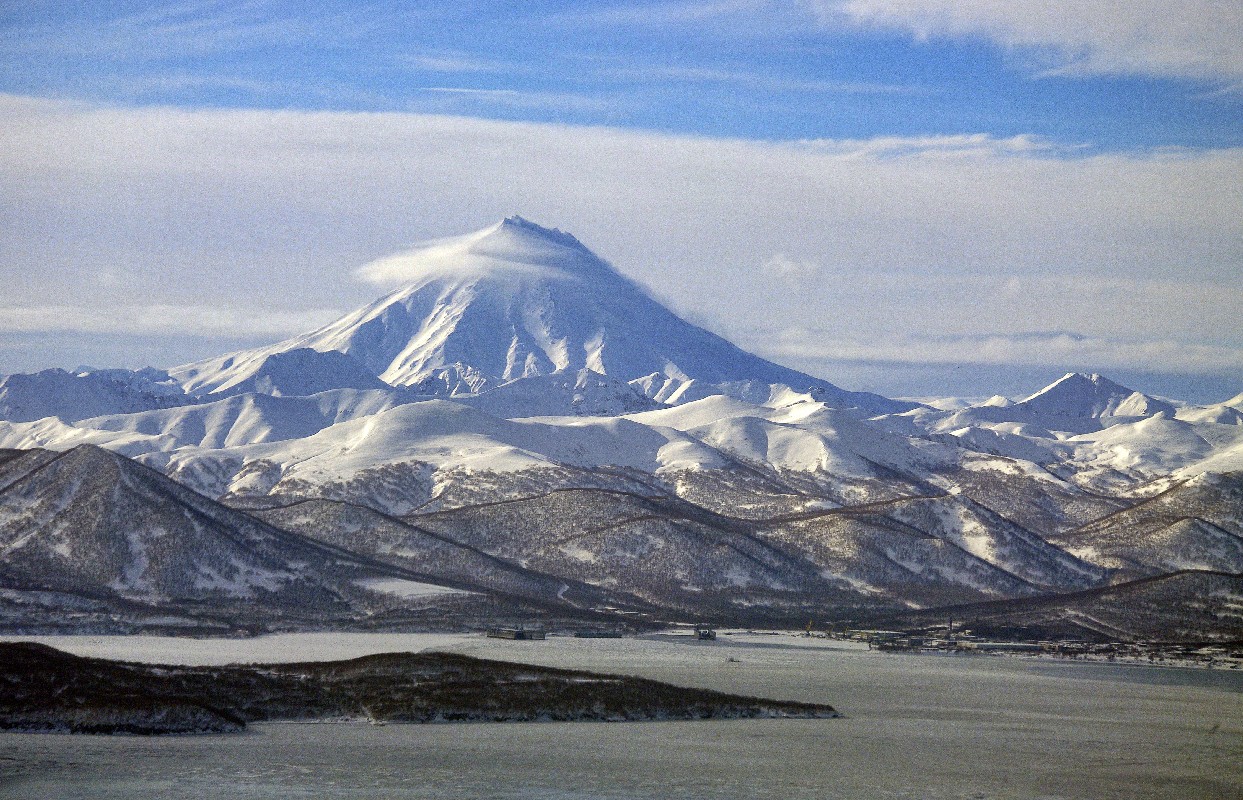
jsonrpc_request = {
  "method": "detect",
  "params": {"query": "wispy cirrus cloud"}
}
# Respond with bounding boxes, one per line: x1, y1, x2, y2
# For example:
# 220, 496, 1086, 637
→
1, 1, 371, 61
548, 0, 773, 28
813, 1, 1243, 85
763, 329, 1243, 375
798, 132, 1069, 159
595, 63, 916, 95
408, 87, 615, 113
398, 53, 517, 74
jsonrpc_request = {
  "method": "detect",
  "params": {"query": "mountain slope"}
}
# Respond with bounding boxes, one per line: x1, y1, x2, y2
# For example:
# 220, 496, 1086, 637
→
169, 217, 912, 413
1015, 372, 1176, 419
1047, 472, 1243, 579
77, 388, 412, 450
407, 488, 875, 620
0, 214, 1237, 636
0, 368, 188, 423
0, 445, 474, 632
458, 368, 662, 417
251, 497, 652, 614
203, 348, 393, 398
921, 373, 1178, 438
873, 570, 1243, 643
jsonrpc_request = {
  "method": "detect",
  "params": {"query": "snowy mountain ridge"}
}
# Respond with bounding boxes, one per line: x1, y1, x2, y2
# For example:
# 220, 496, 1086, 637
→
0, 367, 188, 423
1015, 372, 1176, 419
0, 217, 1239, 633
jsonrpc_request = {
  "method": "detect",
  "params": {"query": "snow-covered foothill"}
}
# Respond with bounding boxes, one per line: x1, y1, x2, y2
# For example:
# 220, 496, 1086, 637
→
0, 367, 189, 423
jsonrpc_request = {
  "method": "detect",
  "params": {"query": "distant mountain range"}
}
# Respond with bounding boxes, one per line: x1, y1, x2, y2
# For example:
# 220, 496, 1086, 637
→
1, 218, 1240, 640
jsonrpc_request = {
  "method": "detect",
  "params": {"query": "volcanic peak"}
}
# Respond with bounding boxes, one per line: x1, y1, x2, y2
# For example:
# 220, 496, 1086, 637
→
354, 216, 614, 287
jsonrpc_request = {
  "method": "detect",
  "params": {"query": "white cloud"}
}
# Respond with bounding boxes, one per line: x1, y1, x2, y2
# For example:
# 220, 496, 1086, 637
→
0, 304, 341, 338
551, 0, 771, 28
763, 329, 1243, 375
410, 87, 614, 112
762, 253, 821, 282
799, 133, 1067, 158
815, 1, 1243, 83
399, 54, 514, 74
595, 63, 914, 95
0, 94, 1238, 384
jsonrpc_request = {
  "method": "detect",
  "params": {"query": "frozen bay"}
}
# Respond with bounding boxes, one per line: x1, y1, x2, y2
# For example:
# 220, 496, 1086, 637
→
1, 632, 1240, 799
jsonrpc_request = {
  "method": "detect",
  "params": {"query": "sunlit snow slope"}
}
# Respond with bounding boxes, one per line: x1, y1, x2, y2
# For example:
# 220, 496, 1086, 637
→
169, 217, 910, 413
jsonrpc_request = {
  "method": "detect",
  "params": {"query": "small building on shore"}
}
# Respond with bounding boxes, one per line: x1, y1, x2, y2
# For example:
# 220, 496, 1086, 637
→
486, 625, 546, 640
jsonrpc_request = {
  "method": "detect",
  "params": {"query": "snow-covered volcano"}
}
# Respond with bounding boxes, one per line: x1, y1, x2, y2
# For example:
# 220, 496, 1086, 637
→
1015, 372, 1175, 419
170, 217, 909, 413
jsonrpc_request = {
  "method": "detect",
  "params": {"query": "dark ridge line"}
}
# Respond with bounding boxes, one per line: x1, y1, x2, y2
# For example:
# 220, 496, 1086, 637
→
0, 446, 76, 496
411, 487, 773, 537
43, 441, 1141, 541
883, 529, 1042, 596
1161, 517, 1243, 542
681, 443, 819, 495
0, 444, 456, 597
762, 506, 940, 542
759, 510, 1041, 600
400, 462, 681, 516
756, 492, 952, 527
392, 483, 858, 599
541, 512, 829, 589
924, 493, 1107, 584
413, 486, 669, 518
254, 498, 655, 611
411, 483, 949, 530
1068, 480, 1199, 534
1050, 515, 1243, 547
0, 448, 38, 469
110, 451, 423, 584
879, 568, 1243, 621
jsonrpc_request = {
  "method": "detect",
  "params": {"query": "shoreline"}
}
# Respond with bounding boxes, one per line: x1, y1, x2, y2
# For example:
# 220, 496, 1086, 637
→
3, 628, 1240, 680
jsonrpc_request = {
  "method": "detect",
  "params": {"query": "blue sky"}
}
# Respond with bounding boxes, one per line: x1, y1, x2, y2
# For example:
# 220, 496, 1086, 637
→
1, 1, 1240, 401
4, 1, 1240, 148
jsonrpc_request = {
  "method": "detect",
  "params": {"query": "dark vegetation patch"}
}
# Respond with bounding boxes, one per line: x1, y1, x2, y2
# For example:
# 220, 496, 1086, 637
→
866, 570, 1243, 644
0, 643, 838, 735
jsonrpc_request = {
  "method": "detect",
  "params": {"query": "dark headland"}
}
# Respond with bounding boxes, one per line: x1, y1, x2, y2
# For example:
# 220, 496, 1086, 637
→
0, 642, 838, 734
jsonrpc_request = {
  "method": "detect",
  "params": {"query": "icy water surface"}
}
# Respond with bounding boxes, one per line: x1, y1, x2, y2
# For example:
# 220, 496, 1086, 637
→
1, 632, 1240, 799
